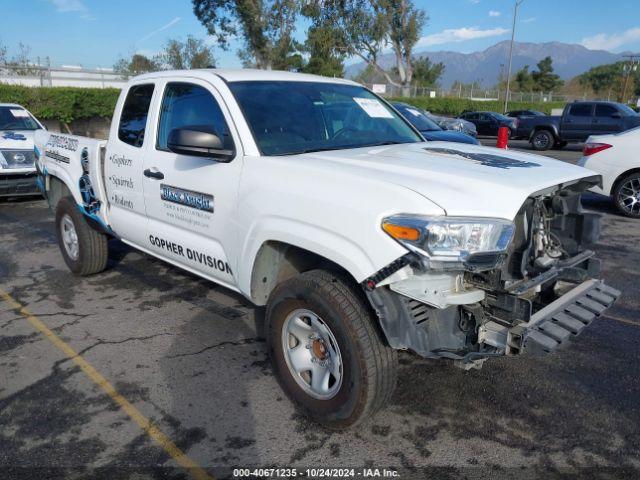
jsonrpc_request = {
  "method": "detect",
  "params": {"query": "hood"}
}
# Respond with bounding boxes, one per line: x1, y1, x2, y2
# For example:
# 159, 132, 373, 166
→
421, 130, 479, 145
290, 142, 598, 220
0, 130, 36, 149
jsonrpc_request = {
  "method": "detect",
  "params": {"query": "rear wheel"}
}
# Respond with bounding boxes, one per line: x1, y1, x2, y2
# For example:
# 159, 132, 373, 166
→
55, 196, 109, 275
612, 172, 640, 218
531, 130, 554, 151
266, 269, 397, 429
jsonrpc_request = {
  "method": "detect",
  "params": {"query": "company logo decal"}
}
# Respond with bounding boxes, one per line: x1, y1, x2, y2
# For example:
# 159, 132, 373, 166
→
2, 132, 27, 141
45, 150, 70, 164
423, 147, 541, 169
109, 154, 132, 167
46, 135, 79, 151
148, 235, 232, 275
160, 184, 214, 213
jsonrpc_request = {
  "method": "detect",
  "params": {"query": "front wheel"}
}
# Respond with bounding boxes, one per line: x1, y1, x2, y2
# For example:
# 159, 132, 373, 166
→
266, 269, 397, 429
612, 172, 640, 218
55, 196, 109, 275
530, 130, 554, 151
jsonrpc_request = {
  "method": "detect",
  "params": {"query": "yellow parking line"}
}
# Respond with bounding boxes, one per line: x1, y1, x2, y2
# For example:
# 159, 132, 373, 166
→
0, 289, 213, 480
602, 313, 640, 328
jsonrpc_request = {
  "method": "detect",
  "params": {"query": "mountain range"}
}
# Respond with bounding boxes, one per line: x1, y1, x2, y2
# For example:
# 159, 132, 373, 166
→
345, 41, 633, 88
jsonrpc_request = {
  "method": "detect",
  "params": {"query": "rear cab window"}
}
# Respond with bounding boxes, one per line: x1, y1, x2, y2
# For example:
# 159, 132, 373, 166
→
118, 84, 155, 147
568, 104, 592, 117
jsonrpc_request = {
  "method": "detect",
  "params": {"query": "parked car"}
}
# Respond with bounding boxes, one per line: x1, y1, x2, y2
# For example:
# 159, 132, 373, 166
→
0, 103, 45, 197
506, 109, 546, 118
578, 126, 640, 217
459, 111, 518, 137
424, 112, 478, 138
515, 101, 640, 151
392, 103, 479, 145
36, 69, 619, 428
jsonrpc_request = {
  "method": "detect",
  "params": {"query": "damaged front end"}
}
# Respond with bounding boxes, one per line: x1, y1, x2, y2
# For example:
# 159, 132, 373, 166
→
366, 176, 620, 368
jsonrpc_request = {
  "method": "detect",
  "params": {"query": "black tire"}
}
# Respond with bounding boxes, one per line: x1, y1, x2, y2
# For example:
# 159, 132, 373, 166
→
612, 172, 640, 218
266, 269, 397, 429
530, 130, 554, 151
55, 196, 109, 275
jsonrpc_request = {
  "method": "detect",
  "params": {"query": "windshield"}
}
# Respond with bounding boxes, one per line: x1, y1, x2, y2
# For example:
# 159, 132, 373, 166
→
393, 104, 442, 131
0, 107, 40, 131
493, 113, 512, 121
228, 81, 421, 155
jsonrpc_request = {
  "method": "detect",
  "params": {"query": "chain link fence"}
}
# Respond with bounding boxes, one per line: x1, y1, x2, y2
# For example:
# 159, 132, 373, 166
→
361, 82, 604, 103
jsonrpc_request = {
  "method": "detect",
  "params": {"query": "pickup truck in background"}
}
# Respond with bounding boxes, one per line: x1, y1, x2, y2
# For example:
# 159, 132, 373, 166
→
35, 69, 620, 428
515, 101, 640, 151
0, 103, 45, 197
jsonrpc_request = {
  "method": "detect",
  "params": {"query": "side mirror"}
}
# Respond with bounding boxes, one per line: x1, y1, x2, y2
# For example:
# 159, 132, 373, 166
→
167, 127, 235, 162
611, 112, 622, 119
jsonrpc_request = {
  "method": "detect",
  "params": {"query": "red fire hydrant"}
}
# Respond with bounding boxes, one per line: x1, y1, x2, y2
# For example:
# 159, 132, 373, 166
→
496, 126, 509, 149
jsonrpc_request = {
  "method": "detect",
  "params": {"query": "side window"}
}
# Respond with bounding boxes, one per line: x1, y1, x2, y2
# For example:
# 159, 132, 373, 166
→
569, 104, 592, 117
118, 84, 155, 147
595, 104, 619, 117
157, 82, 232, 151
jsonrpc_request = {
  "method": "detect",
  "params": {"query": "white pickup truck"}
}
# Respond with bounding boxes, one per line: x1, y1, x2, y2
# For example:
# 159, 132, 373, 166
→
35, 69, 619, 428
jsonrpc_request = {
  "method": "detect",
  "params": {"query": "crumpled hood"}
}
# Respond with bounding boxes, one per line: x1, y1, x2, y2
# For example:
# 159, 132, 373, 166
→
292, 142, 598, 220
421, 130, 479, 145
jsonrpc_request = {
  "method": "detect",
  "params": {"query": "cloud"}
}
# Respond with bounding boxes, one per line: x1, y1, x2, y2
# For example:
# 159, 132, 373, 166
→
137, 17, 182, 44
416, 27, 509, 48
522, 17, 536, 23
469, 0, 480, 4
489, 10, 501, 17
581, 27, 640, 51
47, 0, 93, 19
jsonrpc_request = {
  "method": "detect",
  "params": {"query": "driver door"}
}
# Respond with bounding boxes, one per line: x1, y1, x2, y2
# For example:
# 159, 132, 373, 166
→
141, 78, 243, 289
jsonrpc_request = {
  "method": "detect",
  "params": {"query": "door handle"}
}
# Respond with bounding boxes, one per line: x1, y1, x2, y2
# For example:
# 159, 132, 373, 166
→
143, 168, 164, 180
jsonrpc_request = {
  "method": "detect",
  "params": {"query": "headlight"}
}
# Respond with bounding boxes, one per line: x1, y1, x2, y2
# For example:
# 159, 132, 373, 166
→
0, 149, 36, 168
382, 215, 515, 269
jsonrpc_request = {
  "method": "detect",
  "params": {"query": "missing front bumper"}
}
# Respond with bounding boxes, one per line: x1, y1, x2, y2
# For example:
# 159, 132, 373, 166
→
479, 279, 620, 356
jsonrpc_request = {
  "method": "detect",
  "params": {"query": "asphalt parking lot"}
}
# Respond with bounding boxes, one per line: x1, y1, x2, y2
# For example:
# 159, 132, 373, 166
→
1, 143, 640, 479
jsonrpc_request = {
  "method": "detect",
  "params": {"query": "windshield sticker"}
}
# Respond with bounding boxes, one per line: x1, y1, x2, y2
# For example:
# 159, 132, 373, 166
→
406, 108, 422, 117
423, 147, 541, 169
10, 109, 29, 118
160, 184, 214, 213
353, 98, 394, 119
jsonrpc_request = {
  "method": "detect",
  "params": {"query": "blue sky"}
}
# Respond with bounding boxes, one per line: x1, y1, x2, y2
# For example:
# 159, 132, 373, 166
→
1, 0, 639, 69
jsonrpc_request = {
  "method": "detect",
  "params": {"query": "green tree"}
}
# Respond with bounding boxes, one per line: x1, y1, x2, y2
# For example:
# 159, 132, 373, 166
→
299, 3, 346, 77
114, 54, 161, 78
192, 0, 299, 70
577, 61, 637, 102
410, 57, 444, 87
159, 36, 216, 69
531, 56, 563, 92
514, 65, 534, 91
321, 0, 426, 90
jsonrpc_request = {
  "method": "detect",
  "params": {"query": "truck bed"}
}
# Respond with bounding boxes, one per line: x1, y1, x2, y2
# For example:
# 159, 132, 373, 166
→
34, 130, 110, 229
